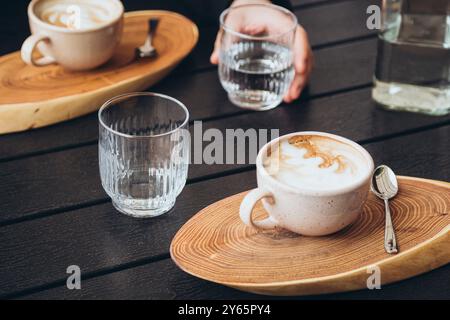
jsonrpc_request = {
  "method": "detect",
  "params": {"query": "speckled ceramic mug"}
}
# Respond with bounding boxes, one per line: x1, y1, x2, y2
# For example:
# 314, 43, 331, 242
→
21, 0, 124, 70
239, 132, 374, 236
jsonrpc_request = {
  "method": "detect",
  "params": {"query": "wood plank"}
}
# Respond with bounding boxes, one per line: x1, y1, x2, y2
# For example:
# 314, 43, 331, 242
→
0, 0, 374, 62
156, 0, 378, 73
0, 168, 258, 297
0, 38, 377, 161
0, 0, 379, 159
291, 0, 335, 7
0, 0, 224, 56
1, 87, 449, 224
1, 125, 449, 298
175, 25, 216, 73
0, 1, 30, 56
297, 0, 377, 47
21, 257, 450, 300
155, 38, 376, 119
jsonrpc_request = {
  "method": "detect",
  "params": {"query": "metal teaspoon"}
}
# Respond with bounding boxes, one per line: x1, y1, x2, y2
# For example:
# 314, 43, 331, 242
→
135, 19, 159, 59
371, 165, 399, 254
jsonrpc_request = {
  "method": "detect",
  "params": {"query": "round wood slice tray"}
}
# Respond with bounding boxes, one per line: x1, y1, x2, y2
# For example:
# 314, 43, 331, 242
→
171, 176, 450, 296
0, 11, 198, 134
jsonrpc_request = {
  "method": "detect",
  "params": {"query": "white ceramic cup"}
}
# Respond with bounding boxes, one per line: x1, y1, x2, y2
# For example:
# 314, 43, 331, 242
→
21, 0, 124, 71
239, 132, 374, 236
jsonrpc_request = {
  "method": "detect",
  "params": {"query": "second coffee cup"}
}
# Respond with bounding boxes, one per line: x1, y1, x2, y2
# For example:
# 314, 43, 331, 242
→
21, 0, 124, 71
240, 132, 374, 236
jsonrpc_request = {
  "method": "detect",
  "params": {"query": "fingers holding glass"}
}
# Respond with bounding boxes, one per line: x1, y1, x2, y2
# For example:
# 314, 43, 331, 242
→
284, 25, 313, 103
217, 3, 298, 110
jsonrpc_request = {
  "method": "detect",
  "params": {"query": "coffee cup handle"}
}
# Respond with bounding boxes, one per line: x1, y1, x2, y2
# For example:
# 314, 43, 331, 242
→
21, 34, 56, 67
239, 188, 278, 229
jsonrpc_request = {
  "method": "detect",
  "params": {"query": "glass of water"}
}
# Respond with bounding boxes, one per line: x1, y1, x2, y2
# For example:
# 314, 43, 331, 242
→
219, 3, 297, 111
99, 92, 190, 218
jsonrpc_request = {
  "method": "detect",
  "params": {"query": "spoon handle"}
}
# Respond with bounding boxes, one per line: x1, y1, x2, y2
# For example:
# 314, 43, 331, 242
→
384, 198, 398, 254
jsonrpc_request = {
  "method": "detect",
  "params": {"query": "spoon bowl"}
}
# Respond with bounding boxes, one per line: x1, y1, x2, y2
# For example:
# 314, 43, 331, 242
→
371, 165, 398, 199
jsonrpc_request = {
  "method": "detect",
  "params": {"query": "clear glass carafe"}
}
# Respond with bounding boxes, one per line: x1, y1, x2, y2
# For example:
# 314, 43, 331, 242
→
372, 0, 450, 116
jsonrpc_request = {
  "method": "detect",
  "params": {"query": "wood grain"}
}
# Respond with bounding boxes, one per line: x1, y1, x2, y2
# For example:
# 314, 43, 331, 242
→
0, 126, 448, 298
0, 11, 198, 134
171, 177, 450, 296
0, 0, 380, 159
0, 39, 378, 161
291, 0, 332, 6
21, 256, 450, 300
297, 0, 377, 47
0, 89, 449, 225
0, 0, 448, 301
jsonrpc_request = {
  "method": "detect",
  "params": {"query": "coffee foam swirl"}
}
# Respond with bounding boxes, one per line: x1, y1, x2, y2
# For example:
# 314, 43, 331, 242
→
287, 135, 348, 172
37, 1, 117, 30
264, 135, 368, 191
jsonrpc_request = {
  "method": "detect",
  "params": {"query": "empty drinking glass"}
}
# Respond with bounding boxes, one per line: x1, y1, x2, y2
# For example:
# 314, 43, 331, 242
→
218, 3, 297, 111
99, 92, 190, 218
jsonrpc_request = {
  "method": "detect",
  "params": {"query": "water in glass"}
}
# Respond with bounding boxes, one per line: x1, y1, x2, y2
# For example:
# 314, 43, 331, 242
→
373, 0, 450, 116
219, 41, 294, 110
218, 3, 297, 111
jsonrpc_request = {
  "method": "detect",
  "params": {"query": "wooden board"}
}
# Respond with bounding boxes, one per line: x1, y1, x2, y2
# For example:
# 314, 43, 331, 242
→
171, 176, 450, 296
0, 10, 198, 134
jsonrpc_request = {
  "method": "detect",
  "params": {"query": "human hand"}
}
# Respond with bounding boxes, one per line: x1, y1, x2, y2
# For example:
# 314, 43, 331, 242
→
210, 0, 313, 103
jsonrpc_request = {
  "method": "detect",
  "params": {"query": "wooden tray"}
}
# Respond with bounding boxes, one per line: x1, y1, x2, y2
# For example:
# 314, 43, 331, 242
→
171, 176, 450, 296
0, 11, 198, 134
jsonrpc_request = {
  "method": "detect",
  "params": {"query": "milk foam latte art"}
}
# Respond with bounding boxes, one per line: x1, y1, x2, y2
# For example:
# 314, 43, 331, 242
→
263, 135, 369, 191
37, 0, 118, 30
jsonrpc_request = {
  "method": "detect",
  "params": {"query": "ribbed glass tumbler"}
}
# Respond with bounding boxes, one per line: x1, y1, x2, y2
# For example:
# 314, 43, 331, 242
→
98, 92, 190, 218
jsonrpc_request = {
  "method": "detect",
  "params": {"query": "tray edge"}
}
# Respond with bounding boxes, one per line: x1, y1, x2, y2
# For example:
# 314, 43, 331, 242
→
0, 10, 199, 134
170, 176, 450, 296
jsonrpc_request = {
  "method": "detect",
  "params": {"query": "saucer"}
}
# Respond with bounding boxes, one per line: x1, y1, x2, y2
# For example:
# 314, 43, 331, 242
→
171, 176, 450, 296
0, 10, 198, 134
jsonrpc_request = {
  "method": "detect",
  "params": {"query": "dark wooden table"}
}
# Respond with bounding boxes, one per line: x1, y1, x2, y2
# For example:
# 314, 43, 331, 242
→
0, 0, 449, 300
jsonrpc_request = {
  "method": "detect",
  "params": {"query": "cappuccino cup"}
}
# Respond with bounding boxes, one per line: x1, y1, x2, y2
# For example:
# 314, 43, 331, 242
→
240, 132, 374, 236
21, 0, 124, 71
